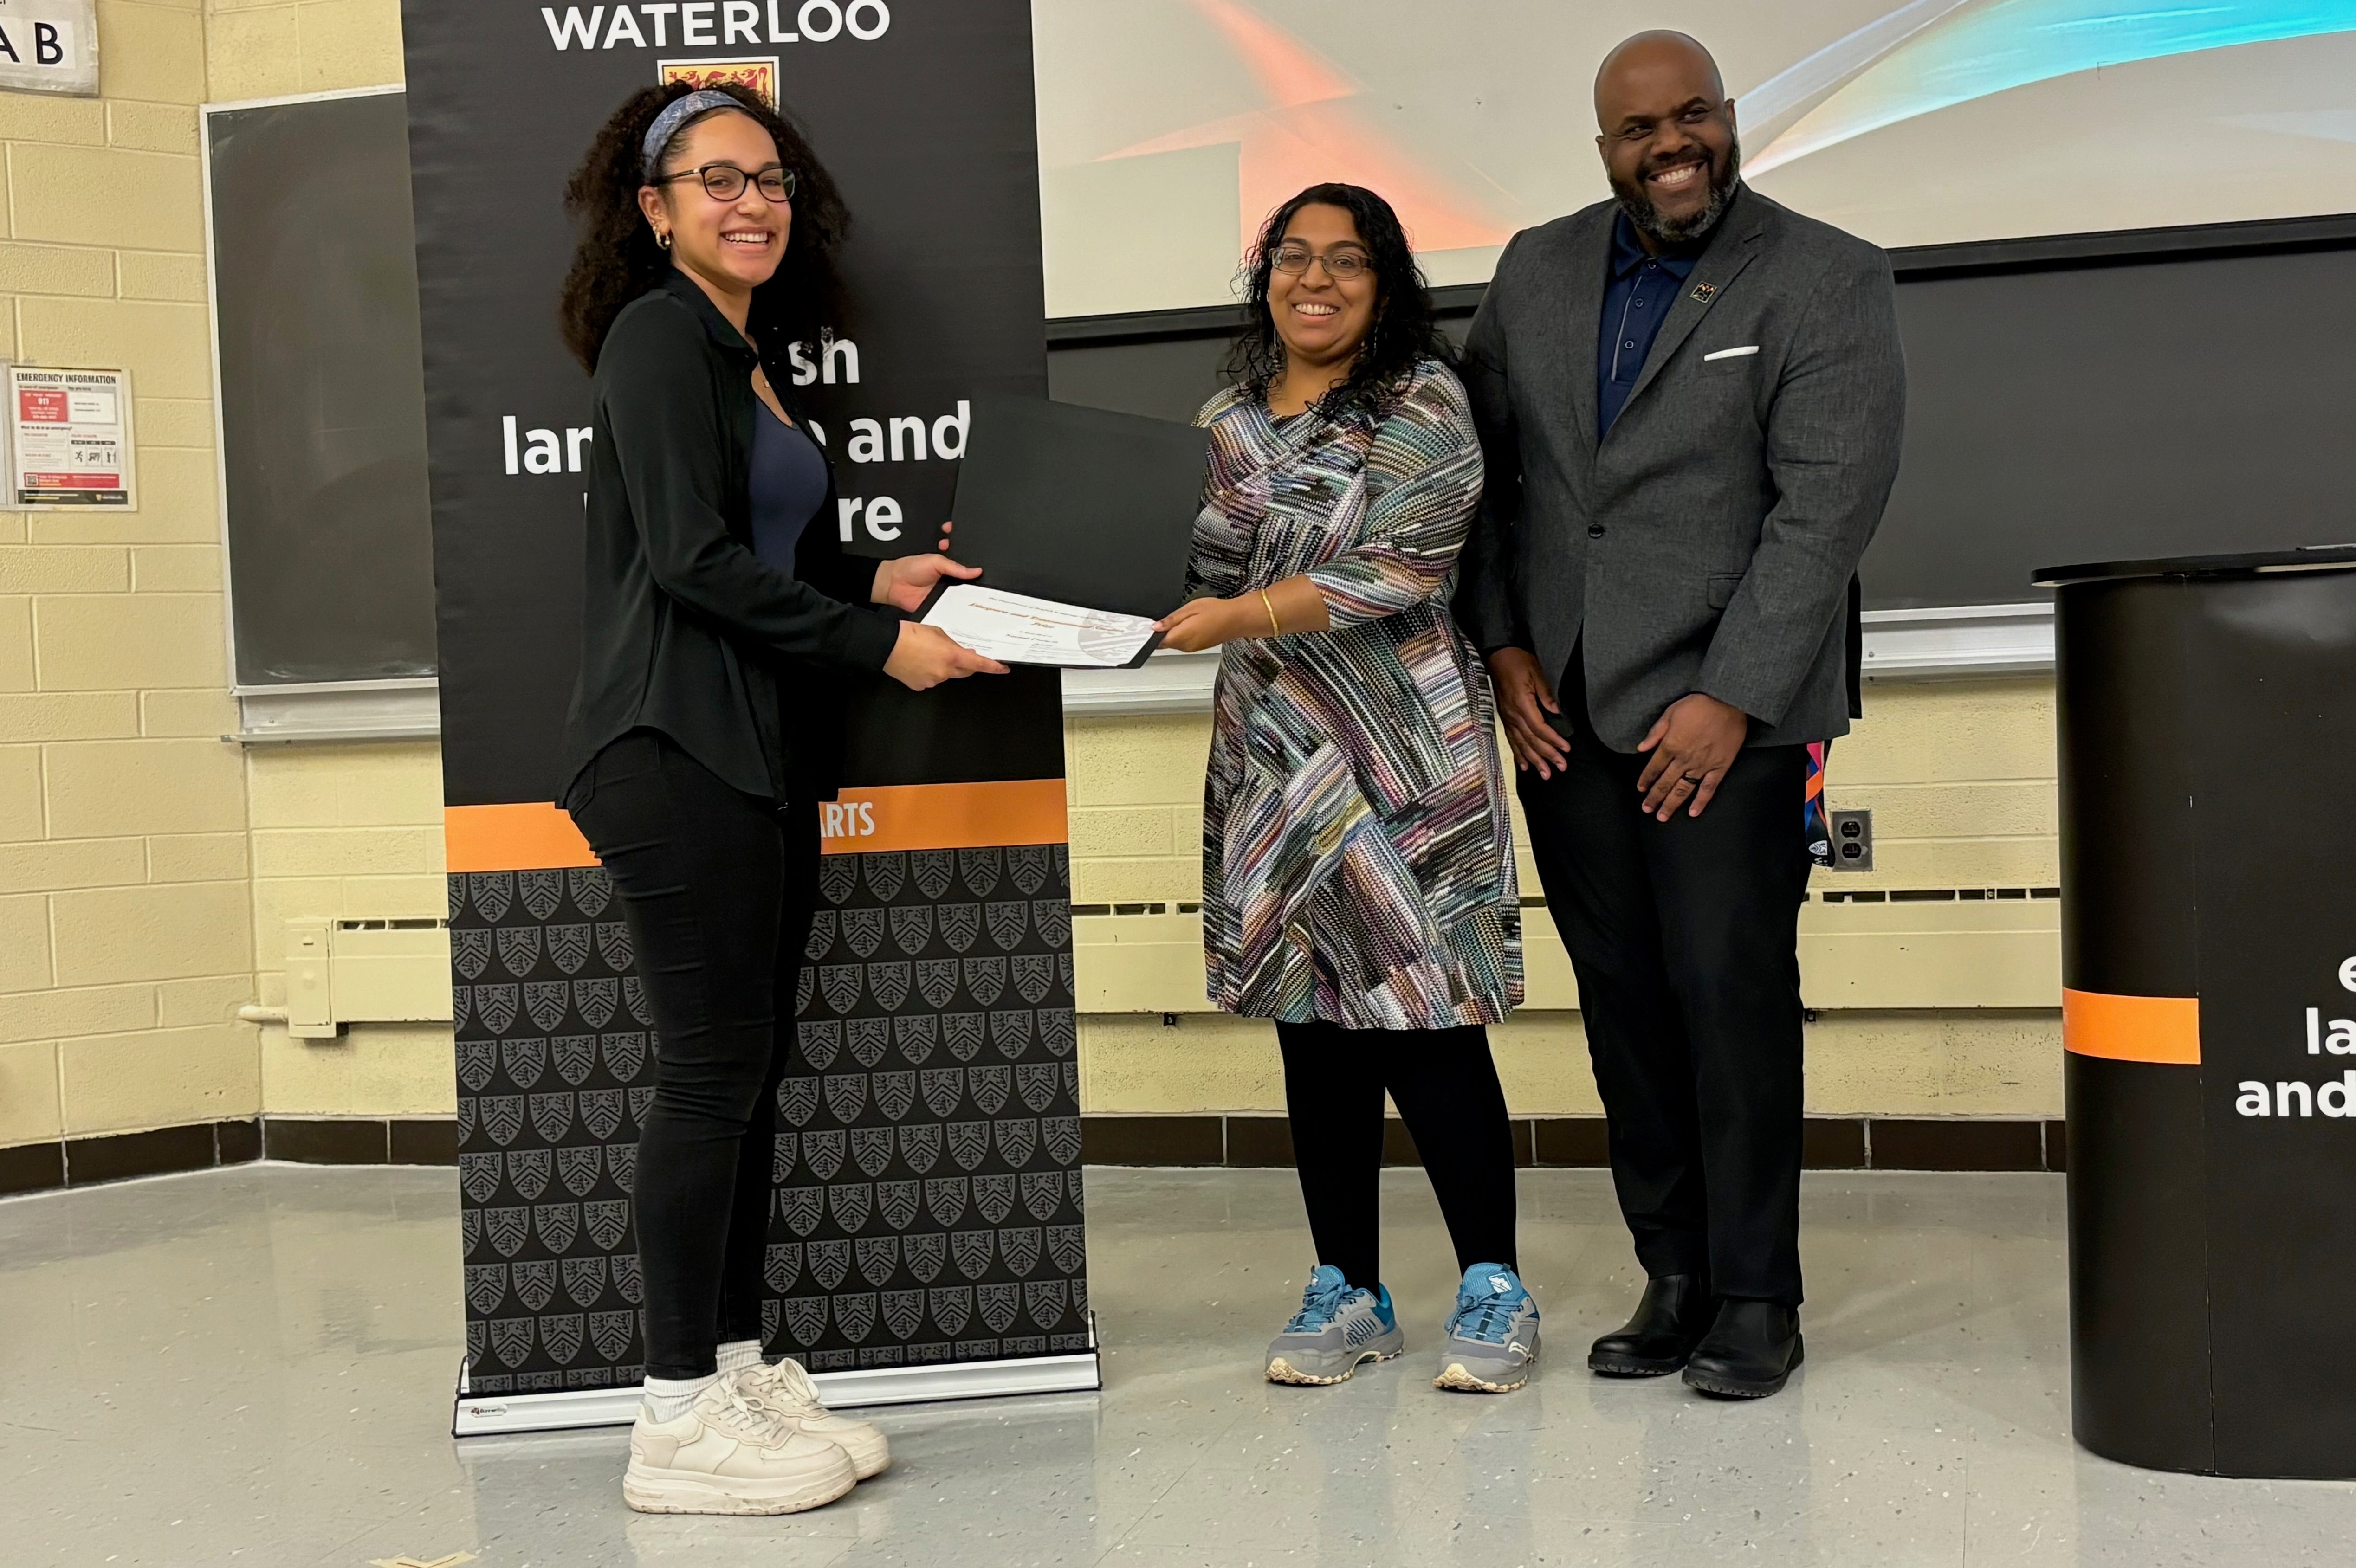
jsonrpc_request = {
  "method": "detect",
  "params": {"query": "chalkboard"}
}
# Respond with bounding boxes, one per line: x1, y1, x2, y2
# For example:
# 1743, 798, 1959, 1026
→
206, 87, 437, 686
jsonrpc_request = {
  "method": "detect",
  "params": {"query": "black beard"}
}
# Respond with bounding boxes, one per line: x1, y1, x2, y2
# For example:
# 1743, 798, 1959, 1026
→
1612, 134, 1741, 246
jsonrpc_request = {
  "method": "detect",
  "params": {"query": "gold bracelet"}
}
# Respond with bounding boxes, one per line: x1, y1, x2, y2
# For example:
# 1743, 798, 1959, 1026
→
1259, 587, 1282, 637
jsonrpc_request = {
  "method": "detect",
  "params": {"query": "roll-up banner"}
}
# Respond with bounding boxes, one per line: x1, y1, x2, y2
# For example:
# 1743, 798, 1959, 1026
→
401, 0, 1094, 1437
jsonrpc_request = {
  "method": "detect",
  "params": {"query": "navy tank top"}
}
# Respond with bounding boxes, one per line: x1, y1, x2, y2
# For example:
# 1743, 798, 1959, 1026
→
749, 401, 830, 572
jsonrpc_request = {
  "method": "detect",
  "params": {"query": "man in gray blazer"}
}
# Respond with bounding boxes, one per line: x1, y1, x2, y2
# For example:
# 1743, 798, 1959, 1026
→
1456, 31, 1905, 1398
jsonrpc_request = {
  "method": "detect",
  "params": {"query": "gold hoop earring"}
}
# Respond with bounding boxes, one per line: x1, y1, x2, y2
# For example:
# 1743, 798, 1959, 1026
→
655, 228, 673, 251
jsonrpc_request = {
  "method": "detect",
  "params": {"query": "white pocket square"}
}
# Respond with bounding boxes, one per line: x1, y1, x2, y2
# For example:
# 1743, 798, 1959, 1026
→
1702, 344, 1760, 361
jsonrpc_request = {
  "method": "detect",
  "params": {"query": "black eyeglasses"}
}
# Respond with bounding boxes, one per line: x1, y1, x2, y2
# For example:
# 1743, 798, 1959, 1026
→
654, 162, 796, 203
1269, 245, 1373, 281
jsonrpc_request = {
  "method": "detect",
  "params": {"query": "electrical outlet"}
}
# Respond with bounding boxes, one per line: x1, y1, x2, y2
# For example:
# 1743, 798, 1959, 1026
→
1829, 809, 1874, 871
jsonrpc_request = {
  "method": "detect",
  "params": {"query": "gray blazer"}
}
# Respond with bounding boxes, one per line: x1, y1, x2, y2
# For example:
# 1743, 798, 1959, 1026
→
1456, 185, 1906, 750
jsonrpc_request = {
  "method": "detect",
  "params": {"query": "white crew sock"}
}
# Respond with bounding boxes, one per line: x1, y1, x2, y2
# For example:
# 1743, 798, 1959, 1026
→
715, 1339, 764, 1376
640, 1372, 717, 1424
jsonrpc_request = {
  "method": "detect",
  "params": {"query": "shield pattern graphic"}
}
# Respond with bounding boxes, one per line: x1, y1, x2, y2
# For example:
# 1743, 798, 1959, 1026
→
465, 1263, 508, 1315
525, 981, 570, 1031
938, 903, 980, 954
765, 1242, 803, 1294
449, 874, 467, 922
915, 959, 959, 1008
468, 872, 513, 922
991, 1009, 1034, 1059
460, 1153, 502, 1204
464, 1319, 485, 1364
1044, 1116, 1083, 1167
883, 1289, 925, 1340
898, 1122, 943, 1173
796, 965, 816, 1018
843, 906, 885, 957
779, 1186, 824, 1238
961, 958, 1006, 1007
547, 924, 592, 974
848, 1016, 891, 1067
866, 961, 910, 1012
1034, 900, 1073, 949
590, 1310, 635, 1361
928, 1285, 972, 1336
602, 1031, 647, 1082
457, 1097, 476, 1146
529, 1091, 576, 1143
913, 849, 955, 898
819, 964, 862, 1015
890, 905, 933, 955
540, 1313, 585, 1366
817, 856, 859, 906
1067, 1170, 1087, 1214
852, 1127, 895, 1177
458, 1038, 498, 1092
947, 1121, 990, 1171
978, 1283, 1021, 1333
1009, 844, 1052, 894
1000, 1227, 1042, 1278
623, 975, 651, 1024
967, 1065, 1010, 1116
804, 908, 837, 961
985, 902, 1029, 951
533, 1203, 580, 1253
1025, 1279, 1070, 1329
824, 1075, 867, 1124
992, 1111, 1035, 1167
904, 1232, 947, 1283
1023, 1171, 1065, 1221
921, 1069, 964, 1119
595, 922, 633, 972
567, 867, 611, 917
1063, 1061, 1079, 1098
585, 1200, 630, 1252
856, 1236, 899, 1286
1039, 1008, 1076, 1057
498, 926, 542, 977
877, 1179, 920, 1231
951, 1230, 994, 1280
606, 1142, 638, 1193
829, 1182, 873, 1233
872, 1071, 916, 1122
784, 1296, 828, 1347
835, 1292, 878, 1343
562, 1255, 608, 1308
460, 1205, 482, 1258
573, 977, 617, 1028
501, 1036, 547, 1088
1013, 953, 1056, 1003
452, 985, 472, 1031
974, 1173, 1018, 1225
475, 985, 519, 1035
485, 1207, 530, 1258
864, 851, 906, 902
490, 1316, 534, 1368
771, 1132, 799, 1184
895, 1013, 938, 1064
798, 1020, 840, 1071
803, 1129, 846, 1181
557, 1145, 602, 1196
479, 1096, 525, 1147
1017, 1063, 1060, 1112
578, 1088, 623, 1140
958, 848, 1001, 897
453, 927, 492, 980
613, 1253, 642, 1303
512, 1258, 559, 1310
1059, 951, 1074, 992
505, 1148, 552, 1200
943, 1013, 985, 1062
808, 1239, 852, 1290
519, 868, 564, 920
777, 1077, 819, 1128
1049, 1224, 1087, 1274
925, 1176, 970, 1226
551, 1035, 597, 1086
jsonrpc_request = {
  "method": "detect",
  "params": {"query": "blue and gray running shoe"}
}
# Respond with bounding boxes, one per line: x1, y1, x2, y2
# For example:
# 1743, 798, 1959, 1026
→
1264, 1265, 1405, 1386
1434, 1263, 1540, 1393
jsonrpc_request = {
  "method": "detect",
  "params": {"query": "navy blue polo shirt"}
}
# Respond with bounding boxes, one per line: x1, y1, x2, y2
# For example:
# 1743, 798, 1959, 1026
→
1598, 213, 1704, 437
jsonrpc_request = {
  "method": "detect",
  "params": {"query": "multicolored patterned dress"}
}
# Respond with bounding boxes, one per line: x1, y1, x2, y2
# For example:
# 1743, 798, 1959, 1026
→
1189, 359, 1522, 1030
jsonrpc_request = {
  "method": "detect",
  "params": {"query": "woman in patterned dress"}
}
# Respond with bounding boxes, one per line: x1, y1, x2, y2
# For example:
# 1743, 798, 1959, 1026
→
1157, 185, 1536, 1394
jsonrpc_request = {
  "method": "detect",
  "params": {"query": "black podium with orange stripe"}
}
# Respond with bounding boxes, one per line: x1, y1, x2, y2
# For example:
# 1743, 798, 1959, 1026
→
2045, 545, 2356, 1478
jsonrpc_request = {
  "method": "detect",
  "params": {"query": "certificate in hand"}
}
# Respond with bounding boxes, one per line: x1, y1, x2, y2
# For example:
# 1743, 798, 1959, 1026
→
919, 396, 1211, 667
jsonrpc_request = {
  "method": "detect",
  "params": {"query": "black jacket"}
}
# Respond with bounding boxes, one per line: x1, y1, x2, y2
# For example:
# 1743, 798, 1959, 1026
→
559, 271, 900, 804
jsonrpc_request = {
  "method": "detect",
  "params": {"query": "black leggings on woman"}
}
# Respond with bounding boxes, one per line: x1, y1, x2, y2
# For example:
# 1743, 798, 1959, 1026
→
568, 731, 816, 1381
1275, 1020, 1519, 1294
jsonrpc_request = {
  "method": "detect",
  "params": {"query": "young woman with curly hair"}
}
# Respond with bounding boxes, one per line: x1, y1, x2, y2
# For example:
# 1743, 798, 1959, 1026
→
553, 82, 1000, 1516
1157, 184, 1532, 1395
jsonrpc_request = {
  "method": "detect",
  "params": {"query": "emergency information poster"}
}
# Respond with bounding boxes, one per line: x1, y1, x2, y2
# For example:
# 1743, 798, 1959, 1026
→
7, 365, 136, 509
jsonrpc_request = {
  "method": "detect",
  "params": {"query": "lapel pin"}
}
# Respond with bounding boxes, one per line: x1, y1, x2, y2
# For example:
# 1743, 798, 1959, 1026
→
1690, 281, 1717, 303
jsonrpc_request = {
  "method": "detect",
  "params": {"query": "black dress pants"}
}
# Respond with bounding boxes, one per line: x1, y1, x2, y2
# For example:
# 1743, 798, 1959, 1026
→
568, 731, 817, 1379
1516, 717, 1814, 1305
1276, 1020, 1518, 1294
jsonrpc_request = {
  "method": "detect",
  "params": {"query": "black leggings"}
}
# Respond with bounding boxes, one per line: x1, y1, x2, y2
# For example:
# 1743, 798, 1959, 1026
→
568, 732, 816, 1380
1275, 1020, 1518, 1294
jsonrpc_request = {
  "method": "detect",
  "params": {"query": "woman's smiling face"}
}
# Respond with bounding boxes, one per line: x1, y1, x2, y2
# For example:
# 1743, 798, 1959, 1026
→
1267, 202, 1378, 368
640, 109, 793, 293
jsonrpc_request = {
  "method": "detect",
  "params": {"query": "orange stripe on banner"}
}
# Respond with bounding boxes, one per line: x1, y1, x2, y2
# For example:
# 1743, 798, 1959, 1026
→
444, 780, 1068, 872
2063, 987, 2201, 1065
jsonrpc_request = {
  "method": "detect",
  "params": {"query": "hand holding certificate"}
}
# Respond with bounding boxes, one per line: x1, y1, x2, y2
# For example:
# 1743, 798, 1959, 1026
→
924, 585, 1161, 668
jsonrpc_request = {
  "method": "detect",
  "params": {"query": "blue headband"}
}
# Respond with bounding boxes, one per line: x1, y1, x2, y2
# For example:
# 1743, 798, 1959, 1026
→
642, 90, 745, 178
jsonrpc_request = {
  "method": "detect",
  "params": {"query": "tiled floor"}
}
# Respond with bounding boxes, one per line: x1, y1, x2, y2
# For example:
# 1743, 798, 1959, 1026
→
5, 1162, 2351, 1566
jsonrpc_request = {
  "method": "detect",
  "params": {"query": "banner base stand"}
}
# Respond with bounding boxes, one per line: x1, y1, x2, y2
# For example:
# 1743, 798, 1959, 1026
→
452, 1351, 1103, 1437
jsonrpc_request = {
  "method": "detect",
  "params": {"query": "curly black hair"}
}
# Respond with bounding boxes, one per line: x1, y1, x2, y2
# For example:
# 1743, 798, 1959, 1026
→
1225, 182, 1453, 418
557, 81, 850, 373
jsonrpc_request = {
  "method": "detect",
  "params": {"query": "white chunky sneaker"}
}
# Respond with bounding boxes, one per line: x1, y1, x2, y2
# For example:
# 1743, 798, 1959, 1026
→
736, 1355, 892, 1479
623, 1372, 858, 1516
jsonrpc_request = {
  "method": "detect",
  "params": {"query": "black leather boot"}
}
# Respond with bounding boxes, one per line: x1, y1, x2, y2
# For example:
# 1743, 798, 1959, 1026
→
1586, 1274, 1716, 1376
1683, 1299, 1803, 1398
